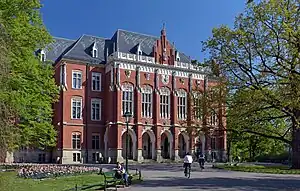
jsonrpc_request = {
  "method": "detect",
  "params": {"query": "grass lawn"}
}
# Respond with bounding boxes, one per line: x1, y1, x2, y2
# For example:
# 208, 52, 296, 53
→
0, 171, 142, 191
214, 164, 300, 174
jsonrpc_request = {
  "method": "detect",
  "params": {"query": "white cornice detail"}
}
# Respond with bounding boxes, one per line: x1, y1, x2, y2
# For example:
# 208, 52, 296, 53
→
114, 61, 205, 80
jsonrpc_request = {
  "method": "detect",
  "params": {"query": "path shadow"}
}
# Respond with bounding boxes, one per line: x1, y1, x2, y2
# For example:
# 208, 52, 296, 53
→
101, 164, 189, 172
132, 176, 300, 191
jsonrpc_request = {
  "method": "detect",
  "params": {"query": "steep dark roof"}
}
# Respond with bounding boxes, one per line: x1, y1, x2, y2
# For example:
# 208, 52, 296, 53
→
115, 29, 190, 63
63, 34, 111, 64
45, 37, 76, 62
116, 29, 157, 56
45, 29, 191, 64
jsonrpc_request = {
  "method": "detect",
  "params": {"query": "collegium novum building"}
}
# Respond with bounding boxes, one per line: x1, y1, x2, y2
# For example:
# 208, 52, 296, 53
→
10, 27, 227, 164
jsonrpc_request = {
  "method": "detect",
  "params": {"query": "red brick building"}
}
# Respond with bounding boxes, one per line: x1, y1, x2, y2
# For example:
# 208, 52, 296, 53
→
8, 27, 227, 164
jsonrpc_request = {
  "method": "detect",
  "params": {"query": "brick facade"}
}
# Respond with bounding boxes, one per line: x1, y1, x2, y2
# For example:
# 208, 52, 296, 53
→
6, 28, 227, 164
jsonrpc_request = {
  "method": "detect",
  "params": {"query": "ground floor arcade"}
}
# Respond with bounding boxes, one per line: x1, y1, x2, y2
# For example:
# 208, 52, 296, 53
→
4, 124, 227, 164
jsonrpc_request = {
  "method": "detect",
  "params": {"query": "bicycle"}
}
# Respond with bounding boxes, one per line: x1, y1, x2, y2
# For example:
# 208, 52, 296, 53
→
183, 163, 191, 178
198, 159, 205, 171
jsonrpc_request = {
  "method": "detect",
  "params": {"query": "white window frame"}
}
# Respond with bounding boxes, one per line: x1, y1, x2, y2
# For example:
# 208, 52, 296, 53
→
141, 85, 153, 118
177, 89, 187, 120
160, 87, 170, 119
71, 97, 82, 119
122, 83, 134, 115
193, 92, 202, 120
92, 43, 98, 58
72, 132, 81, 149
72, 70, 82, 89
41, 49, 46, 62
91, 72, 101, 91
91, 99, 101, 121
73, 152, 81, 162
92, 134, 100, 149
209, 110, 218, 126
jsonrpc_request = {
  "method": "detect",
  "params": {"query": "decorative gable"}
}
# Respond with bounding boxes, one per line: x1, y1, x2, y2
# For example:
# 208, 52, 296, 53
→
153, 24, 175, 65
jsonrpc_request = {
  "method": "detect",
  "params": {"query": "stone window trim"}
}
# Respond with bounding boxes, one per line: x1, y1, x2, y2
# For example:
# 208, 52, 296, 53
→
60, 63, 67, 87
177, 89, 187, 120
141, 85, 153, 118
71, 97, 82, 120
91, 72, 101, 91
159, 87, 170, 119
192, 92, 203, 120
208, 110, 218, 126
72, 132, 81, 150
121, 83, 134, 115
72, 70, 82, 89
91, 98, 101, 121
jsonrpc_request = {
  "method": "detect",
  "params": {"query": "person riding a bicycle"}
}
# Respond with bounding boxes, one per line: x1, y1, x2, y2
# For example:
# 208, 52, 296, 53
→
183, 152, 193, 177
198, 152, 205, 169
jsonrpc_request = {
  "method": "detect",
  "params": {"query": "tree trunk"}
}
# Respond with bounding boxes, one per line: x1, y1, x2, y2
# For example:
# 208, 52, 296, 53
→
0, 147, 7, 163
291, 129, 300, 169
227, 138, 231, 162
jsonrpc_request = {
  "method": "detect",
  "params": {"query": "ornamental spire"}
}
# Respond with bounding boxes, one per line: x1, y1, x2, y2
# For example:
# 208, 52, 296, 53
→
161, 23, 166, 36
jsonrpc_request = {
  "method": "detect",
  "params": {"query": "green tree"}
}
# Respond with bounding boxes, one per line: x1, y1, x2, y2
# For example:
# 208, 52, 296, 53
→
0, 18, 19, 162
202, 0, 300, 168
0, 0, 59, 157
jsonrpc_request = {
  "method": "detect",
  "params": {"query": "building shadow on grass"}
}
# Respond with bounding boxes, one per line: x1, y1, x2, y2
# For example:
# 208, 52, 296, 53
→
131, 176, 300, 191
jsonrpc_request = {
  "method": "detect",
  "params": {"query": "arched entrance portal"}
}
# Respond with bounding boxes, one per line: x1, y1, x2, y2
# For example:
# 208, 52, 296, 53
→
121, 129, 137, 160
161, 130, 173, 159
122, 134, 133, 159
161, 134, 169, 159
178, 134, 186, 158
194, 133, 205, 155
178, 132, 189, 158
142, 131, 156, 159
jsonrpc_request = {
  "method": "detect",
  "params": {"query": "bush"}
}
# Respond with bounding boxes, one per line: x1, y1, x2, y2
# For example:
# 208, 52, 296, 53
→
255, 152, 289, 163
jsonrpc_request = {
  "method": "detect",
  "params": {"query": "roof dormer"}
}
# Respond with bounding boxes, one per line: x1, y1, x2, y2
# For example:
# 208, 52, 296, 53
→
137, 44, 142, 55
92, 42, 98, 58
40, 49, 46, 62
175, 51, 180, 61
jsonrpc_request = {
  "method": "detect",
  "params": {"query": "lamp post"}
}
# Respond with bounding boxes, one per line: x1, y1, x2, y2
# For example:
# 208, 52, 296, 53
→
123, 111, 133, 173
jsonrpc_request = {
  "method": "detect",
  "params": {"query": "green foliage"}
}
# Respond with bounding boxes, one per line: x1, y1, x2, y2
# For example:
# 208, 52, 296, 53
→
214, 164, 300, 174
0, 0, 59, 151
202, 0, 300, 166
228, 131, 287, 162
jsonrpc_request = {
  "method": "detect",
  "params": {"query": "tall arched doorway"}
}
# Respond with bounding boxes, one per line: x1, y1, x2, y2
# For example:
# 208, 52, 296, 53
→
122, 132, 133, 159
142, 130, 156, 160
161, 133, 170, 159
178, 134, 186, 158
194, 133, 205, 155
142, 133, 151, 159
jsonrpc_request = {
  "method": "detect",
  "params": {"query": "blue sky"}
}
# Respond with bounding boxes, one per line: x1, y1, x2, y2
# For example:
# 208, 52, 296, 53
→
40, 0, 246, 61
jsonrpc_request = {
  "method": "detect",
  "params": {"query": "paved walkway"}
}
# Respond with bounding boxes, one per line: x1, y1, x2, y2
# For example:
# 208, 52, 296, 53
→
116, 163, 300, 191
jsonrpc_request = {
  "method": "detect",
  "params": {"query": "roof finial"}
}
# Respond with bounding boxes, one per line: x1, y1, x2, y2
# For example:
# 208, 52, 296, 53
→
161, 22, 166, 35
